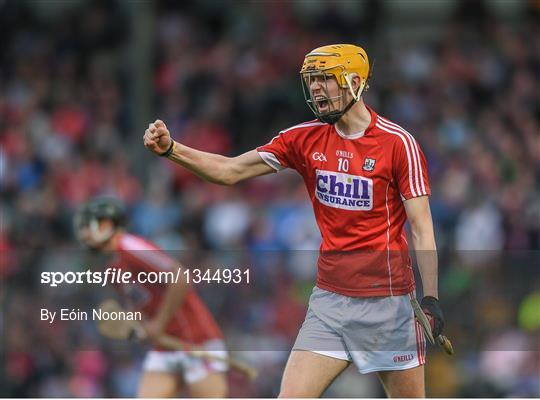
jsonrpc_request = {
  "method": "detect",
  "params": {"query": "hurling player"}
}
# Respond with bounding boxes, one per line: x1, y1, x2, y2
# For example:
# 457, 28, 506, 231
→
143, 44, 444, 397
74, 198, 228, 398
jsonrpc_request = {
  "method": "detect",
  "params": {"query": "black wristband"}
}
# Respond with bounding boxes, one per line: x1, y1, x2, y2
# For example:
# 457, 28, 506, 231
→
160, 140, 175, 157
421, 296, 439, 305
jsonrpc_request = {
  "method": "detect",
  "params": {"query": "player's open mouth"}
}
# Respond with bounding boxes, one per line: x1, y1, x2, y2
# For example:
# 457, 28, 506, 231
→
315, 96, 329, 111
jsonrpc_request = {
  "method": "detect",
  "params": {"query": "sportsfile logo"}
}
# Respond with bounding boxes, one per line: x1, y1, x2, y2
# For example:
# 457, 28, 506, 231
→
315, 170, 373, 211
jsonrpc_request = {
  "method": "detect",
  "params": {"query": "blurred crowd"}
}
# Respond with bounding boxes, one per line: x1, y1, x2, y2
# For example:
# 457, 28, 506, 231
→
1, 0, 539, 397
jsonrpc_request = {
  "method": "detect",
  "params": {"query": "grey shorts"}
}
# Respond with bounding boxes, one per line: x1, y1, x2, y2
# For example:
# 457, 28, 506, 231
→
142, 339, 228, 383
293, 287, 426, 374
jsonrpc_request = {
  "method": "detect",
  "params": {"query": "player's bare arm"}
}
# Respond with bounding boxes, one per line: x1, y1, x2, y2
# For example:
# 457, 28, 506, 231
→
144, 263, 189, 342
143, 120, 275, 185
404, 195, 445, 339
404, 196, 438, 298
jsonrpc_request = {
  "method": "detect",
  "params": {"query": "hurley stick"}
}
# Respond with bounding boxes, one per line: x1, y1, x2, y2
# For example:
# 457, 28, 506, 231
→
410, 298, 454, 355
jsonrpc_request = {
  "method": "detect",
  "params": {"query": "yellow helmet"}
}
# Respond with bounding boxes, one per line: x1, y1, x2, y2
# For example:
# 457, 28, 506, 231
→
300, 44, 371, 124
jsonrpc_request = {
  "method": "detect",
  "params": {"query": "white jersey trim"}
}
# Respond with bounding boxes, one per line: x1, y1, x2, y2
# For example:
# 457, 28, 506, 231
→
257, 151, 285, 171
376, 117, 427, 197
377, 117, 427, 196
266, 121, 324, 145
376, 121, 417, 197
260, 121, 326, 171
335, 125, 365, 140
385, 181, 393, 296
279, 121, 326, 134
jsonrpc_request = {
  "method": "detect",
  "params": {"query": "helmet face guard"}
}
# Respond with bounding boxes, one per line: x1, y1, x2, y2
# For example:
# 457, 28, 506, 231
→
300, 44, 370, 124
300, 69, 357, 125
73, 206, 93, 244
73, 197, 126, 248
73, 209, 115, 249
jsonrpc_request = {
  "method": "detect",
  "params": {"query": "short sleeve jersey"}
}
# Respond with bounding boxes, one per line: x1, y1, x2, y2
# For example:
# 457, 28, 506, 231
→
115, 233, 223, 347
257, 106, 430, 297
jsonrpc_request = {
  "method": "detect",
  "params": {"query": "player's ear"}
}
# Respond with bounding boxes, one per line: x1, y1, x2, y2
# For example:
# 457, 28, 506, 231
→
350, 73, 361, 90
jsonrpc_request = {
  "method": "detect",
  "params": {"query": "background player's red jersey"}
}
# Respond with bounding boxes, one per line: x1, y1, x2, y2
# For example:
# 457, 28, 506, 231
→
115, 233, 223, 346
257, 106, 430, 297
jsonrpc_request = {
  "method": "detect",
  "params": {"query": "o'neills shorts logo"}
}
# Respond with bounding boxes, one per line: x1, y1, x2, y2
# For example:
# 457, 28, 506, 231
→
315, 170, 373, 211
393, 354, 414, 363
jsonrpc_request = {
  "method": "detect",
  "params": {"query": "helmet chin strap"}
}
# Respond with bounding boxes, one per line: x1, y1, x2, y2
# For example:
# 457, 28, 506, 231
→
317, 98, 356, 124
317, 79, 364, 124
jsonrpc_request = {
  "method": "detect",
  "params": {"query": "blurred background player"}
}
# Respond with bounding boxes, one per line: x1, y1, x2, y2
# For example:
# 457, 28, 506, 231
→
74, 197, 228, 398
143, 44, 444, 397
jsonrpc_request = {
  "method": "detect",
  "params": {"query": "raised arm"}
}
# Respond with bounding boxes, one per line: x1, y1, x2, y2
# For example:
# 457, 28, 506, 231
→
143, 120, 275, 185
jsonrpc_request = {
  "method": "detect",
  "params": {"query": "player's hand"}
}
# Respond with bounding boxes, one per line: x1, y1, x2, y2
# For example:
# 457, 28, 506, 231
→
143, 318, 166, 343
420, 296, 444, 338
143, 119, 173, 155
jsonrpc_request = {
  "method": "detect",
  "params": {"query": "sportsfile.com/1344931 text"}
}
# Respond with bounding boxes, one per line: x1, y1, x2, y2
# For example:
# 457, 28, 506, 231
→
40, 267, 251, 287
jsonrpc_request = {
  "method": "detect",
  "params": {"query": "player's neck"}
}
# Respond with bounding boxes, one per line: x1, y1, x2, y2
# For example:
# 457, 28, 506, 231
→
335, 100, 371, 137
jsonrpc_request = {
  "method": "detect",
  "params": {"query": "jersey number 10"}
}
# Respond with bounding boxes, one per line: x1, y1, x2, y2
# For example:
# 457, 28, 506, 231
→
337, 158, 349, 172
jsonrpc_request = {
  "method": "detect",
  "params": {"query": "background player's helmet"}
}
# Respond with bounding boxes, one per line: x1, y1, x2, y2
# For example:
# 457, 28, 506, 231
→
300, 44, 370, 124
74, 197, 126, 246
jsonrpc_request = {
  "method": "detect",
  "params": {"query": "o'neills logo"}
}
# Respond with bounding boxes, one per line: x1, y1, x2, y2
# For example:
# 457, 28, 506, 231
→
393, 354, 414, 363
315, 170, 373, 211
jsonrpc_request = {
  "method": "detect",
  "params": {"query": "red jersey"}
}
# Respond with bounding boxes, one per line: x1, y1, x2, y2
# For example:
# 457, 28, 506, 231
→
257, 106, 430, 297
115, 233, 223, 345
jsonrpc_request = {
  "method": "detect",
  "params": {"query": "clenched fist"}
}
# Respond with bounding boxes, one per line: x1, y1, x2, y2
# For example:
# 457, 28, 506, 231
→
143, 119, 173, 156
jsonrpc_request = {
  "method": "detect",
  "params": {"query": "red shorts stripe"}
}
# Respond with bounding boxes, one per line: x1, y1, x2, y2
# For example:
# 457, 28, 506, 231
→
414, 319, 425, 365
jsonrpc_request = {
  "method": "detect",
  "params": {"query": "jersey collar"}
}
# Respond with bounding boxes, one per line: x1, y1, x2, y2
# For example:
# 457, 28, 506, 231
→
333, 104, 377, 140
335, 125, 365, 139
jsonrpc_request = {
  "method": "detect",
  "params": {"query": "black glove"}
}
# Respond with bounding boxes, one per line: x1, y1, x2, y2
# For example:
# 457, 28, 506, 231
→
420, 296, 444, 338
